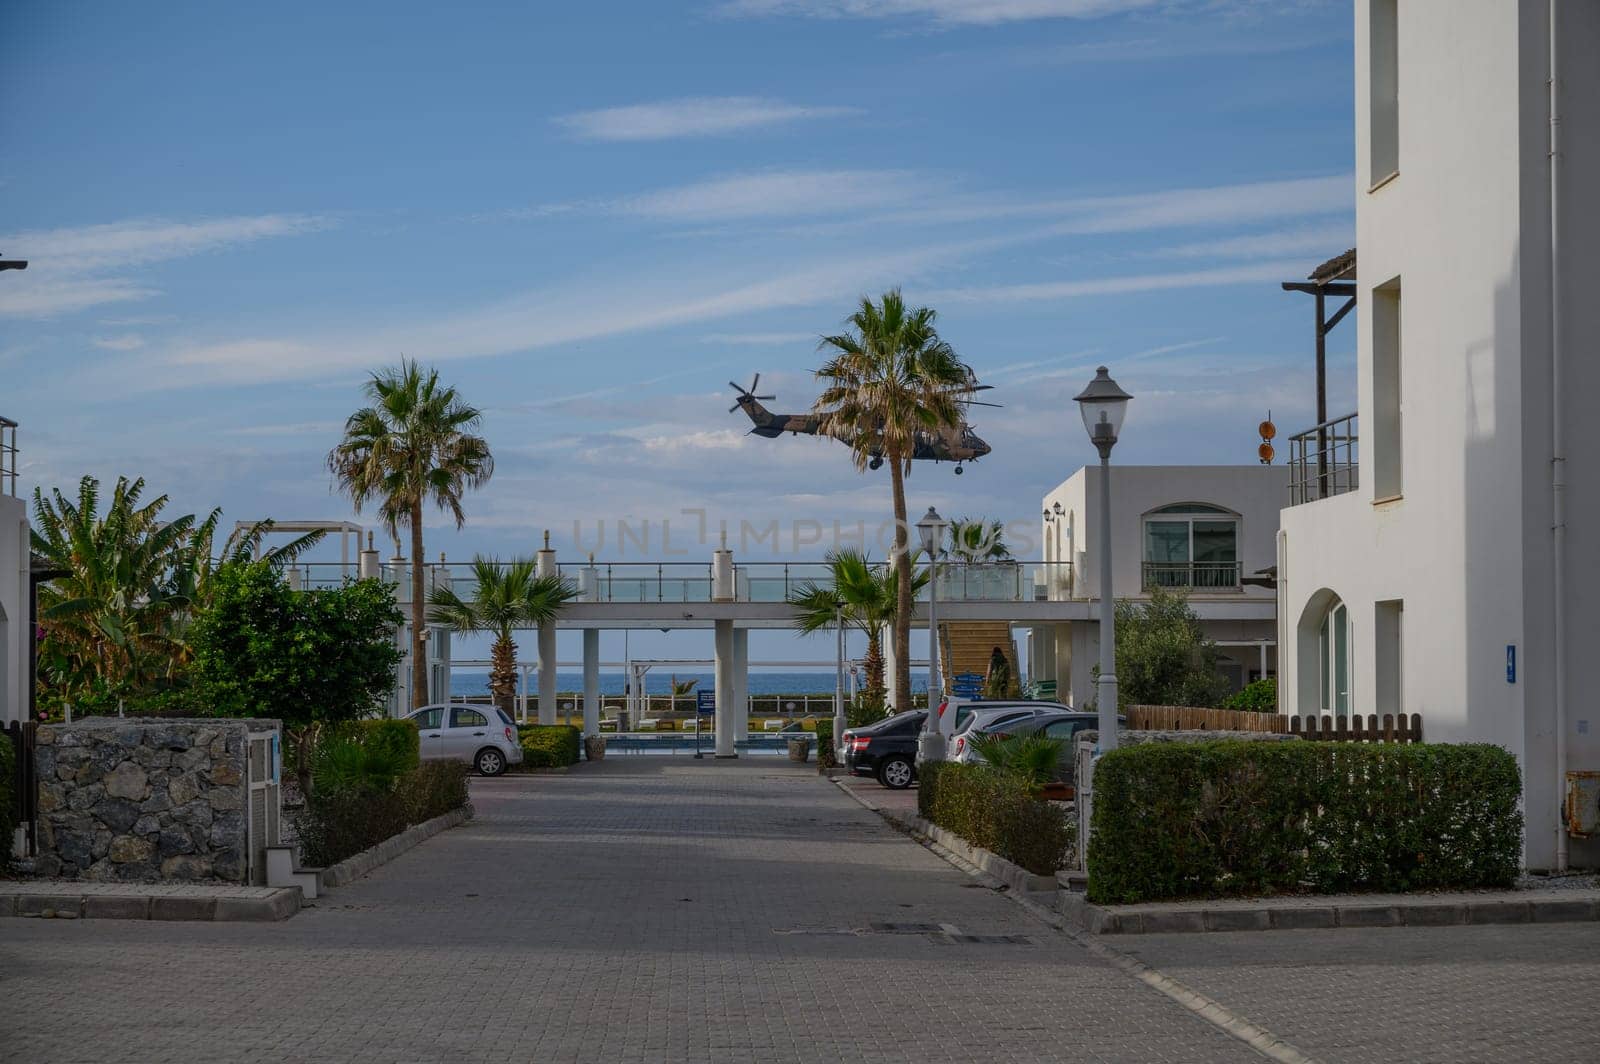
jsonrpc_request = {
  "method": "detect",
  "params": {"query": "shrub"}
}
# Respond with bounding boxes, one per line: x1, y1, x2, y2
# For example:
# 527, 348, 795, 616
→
1223, 678, 1277, 712
918, 761, 1073, 876
295, 761, 471, 867
353, 718, 421, 770
313, 735, 413, 796
0, 730, 16, 867
1087, 740, 1523, 904
813, 719, 836, 769
518, 724, 580, 767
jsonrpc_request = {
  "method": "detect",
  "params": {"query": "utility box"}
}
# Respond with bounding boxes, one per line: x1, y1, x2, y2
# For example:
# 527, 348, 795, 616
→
245, 725, 284, 885
1565, 771, 1600, 837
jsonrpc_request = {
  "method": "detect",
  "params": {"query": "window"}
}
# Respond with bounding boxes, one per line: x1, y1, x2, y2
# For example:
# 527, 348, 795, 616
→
412, 708, 443, 730
1373, 279, 1403, 498
1375, 600, 1403, 714
1369, 0, 1399, 185
1043, 719, 1083, 739
451, 707, 489, 728
1318, 600, 1352, 717
1142, 504, 1240, 589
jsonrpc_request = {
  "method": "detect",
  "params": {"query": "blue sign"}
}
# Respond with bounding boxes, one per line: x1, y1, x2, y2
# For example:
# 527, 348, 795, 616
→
1506, 645, 1516, 684
696, 689, 716, 714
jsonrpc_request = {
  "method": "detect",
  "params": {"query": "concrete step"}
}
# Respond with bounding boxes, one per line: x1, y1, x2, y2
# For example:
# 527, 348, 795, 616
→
265, 845, 324, 900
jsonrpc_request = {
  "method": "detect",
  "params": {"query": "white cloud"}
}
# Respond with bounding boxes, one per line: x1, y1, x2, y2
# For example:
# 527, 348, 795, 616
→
702, 331, 818, 345
715, 0, 1163, 25
1148, 223, 1353, 260
619, 169, 933, 223
91, 333, 147, 351
926, 260, 1306, 305
555, 97, 857, 141
0, 213, 330, 319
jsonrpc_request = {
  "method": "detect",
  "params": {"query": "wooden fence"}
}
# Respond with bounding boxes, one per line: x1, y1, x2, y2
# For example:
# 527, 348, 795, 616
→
1289, 712, 1423, 743
1126, 705, 1424, 744
1126, 705, 1288, 733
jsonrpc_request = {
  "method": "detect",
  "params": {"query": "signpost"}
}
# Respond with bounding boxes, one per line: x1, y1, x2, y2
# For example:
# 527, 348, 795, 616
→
695, 689, 715, 759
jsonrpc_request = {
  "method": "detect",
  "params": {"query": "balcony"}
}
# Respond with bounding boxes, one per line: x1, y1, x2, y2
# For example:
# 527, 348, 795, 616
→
1288, 412, 1358, 505
1141, 561, 1241, 591
1, 415, 16, 497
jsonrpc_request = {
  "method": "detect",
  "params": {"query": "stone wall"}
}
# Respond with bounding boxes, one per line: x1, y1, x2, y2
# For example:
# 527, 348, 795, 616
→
33, 718, 276, 882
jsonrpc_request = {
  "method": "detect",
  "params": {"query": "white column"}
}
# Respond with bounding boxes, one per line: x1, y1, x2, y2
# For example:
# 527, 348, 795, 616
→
358, 532, 380, 580
882, 631, 901, 712
536, 535, 558, 726
733, 627, 749, 742
583, 629, 601, 736
714, 619, 736, 758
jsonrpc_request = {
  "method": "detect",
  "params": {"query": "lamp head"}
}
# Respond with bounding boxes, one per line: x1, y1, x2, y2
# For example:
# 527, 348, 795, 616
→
915, 506, 946, 555
1074, 366, 1132, 454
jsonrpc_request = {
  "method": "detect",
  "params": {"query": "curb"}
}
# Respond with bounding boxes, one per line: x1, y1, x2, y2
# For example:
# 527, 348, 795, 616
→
1061, 892, 1600, 935
2, 887, 302, 923
319, 806, 472, 889
829, 780, 1057, 894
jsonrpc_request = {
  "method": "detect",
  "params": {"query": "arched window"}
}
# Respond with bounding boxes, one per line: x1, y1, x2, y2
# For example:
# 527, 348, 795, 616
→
1318, 597, 1351, 717
1142, 503, 1239, 590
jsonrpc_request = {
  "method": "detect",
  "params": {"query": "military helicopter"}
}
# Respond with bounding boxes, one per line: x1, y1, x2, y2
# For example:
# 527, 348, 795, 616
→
728, 373, 996, 474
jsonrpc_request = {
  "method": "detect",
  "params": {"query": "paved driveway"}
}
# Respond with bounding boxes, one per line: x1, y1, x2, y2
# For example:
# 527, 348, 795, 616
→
2, 758, 1251, 1064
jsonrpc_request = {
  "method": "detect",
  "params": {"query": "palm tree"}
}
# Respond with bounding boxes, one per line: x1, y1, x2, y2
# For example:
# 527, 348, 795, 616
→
813, 291, 974, 710
948, 518, 1011, 562
328, 359, 493, 709
787, 549, 928, 709
31, 475, 194, 699
426, 557, 575, 718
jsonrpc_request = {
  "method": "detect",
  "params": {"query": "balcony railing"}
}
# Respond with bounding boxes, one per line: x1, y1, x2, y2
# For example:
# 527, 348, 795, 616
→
1288, 411, 1358, 505
1141, 561, 1240, 591
291, 559, 1074, 605
1, 416, 16, 497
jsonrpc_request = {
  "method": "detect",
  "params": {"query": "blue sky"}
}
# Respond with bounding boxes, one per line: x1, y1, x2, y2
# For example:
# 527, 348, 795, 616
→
2, 0, 1356, 669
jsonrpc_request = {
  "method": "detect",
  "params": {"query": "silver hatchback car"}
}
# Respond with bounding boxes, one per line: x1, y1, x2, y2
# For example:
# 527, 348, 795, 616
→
406, 703, 524, 776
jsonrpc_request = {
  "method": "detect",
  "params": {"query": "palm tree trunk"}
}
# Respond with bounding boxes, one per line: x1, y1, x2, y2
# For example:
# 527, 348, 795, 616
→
862, 625, 886, 704
490, 632, 518, 718
888, 457, 912, 711
409, 502, 428, 710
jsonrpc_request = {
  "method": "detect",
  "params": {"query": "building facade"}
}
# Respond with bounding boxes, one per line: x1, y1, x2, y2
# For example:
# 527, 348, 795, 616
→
1031, 464, 1286, 707
0, 416, 26, 725
1276, 0, 1600, 870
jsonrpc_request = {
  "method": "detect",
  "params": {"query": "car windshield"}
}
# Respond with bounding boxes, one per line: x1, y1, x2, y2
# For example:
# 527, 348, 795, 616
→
875, 710, 924, 730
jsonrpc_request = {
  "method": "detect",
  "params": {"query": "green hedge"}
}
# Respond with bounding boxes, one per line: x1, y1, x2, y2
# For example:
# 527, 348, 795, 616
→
1088, 740, 1523, 904
0, 730, 16, 867
813, 720, 836, 770
296, 761, 471, 867
518, 724, 581, 767
918, 761, 1073, 876
354, 718, 421, 770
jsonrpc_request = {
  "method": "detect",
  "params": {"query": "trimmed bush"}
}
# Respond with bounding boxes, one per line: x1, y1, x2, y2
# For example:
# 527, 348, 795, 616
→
518, 724, 580, 767
295, 761, 471, 867
813, 719, 836, 769
0, 729, 16, 866
918, 761, 1073, 876
1223, 677, 1277, 712
1088, 740, 1523, 904
354, 718, 421, 769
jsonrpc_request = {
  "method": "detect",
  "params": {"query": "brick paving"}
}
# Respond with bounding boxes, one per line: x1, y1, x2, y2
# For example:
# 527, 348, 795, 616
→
1119, 925, 1600, 1063
0, 759, 1252, 1064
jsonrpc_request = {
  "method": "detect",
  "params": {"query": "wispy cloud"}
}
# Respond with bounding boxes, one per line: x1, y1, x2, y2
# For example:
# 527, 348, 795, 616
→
702, 331, 818, 346
0, 213, 331, 319
926, 260, 1305, 305
555, 97, 858, 141
619, 169, 934, 223
714, 0, 1164, 25
1147, 222, 1353, 260
91, 333, 148, 351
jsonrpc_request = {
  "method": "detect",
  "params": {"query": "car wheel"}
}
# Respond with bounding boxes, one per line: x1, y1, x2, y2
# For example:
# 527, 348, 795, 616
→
475, 747, 507, 776
877, 755, 914, 790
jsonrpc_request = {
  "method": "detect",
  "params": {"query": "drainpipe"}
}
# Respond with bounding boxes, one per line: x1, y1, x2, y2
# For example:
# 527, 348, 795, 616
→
1548, 0, 1568, 872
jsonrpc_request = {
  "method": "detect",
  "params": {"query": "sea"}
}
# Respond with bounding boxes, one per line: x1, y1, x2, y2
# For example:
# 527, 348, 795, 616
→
448, 670, 928, 698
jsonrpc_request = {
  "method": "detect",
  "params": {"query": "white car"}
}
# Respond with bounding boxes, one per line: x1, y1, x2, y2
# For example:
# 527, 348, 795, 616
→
939, 699, 1070, 762
405, 703, 524, 776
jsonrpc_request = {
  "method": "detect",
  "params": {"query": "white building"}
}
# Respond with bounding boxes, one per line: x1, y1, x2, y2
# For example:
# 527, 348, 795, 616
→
1030, 465, 1286, 707
1276, 0, 1599, 870
1, 416, 27, 724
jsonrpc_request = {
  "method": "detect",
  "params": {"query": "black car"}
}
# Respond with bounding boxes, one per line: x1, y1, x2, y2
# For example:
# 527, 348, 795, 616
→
841, 709, 926, 789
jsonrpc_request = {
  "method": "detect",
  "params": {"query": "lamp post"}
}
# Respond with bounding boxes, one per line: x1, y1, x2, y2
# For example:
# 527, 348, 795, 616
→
1074, 367, 1132, 752
915, 506, 947, 764
833, 600, 847, 760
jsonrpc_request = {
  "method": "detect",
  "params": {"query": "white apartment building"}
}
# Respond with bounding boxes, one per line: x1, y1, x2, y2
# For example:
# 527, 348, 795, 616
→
1030, 465, 1287, 707
1276, 1, 1599, 870
1, 416, 27, 725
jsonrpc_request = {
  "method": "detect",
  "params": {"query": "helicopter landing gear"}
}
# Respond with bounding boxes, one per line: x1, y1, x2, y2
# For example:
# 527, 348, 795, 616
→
868, 456, 884, 470
954, 464, 964, 475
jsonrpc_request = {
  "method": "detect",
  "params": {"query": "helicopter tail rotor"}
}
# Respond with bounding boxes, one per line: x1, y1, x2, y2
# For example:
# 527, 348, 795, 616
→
728, 374, 777, 413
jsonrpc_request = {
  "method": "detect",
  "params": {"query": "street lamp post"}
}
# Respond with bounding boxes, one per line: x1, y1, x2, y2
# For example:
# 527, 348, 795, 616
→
833, 600, 847, 760
915, 506, 948, 764
1074, 367, 1133, 752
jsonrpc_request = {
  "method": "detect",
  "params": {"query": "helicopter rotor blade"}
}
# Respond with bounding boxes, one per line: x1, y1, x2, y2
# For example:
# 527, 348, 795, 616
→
750, 373, 760, 394
754, 394, 775, 401
729, 380, 745, 393
729, 402, 743, 413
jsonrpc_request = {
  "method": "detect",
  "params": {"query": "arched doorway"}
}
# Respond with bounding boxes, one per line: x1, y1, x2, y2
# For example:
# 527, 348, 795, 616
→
1296, 589, 1352, 718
